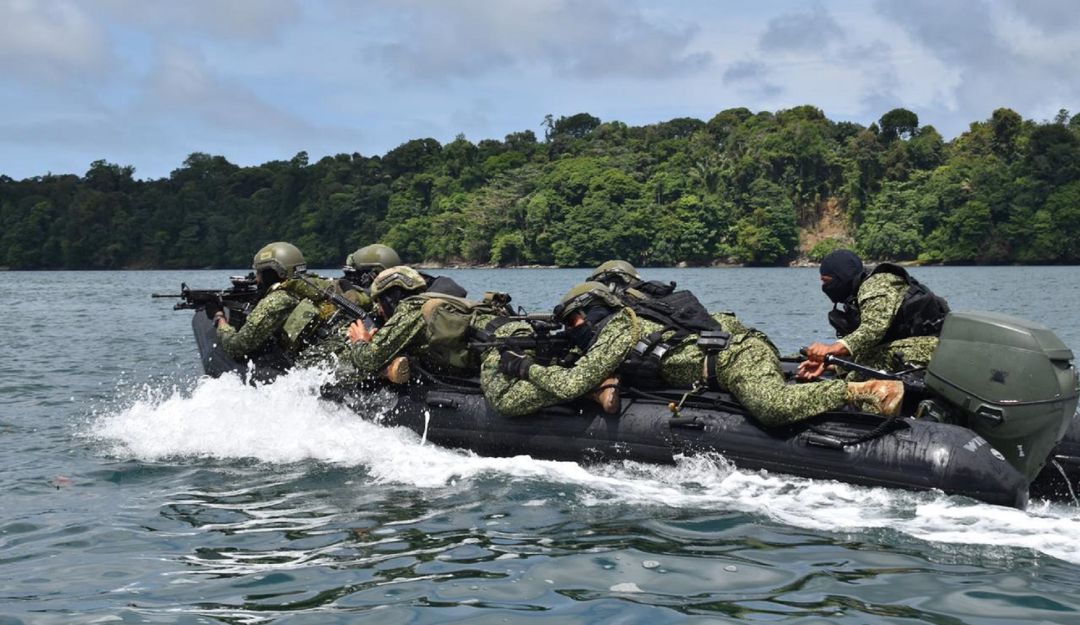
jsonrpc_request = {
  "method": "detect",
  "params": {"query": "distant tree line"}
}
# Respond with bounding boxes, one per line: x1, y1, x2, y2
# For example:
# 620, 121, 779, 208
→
2, 106, 1079, 269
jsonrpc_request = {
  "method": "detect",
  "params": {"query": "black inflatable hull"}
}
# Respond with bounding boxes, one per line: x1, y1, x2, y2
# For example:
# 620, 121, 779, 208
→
373, 385, 1028, 508
192, 313, 1080, 508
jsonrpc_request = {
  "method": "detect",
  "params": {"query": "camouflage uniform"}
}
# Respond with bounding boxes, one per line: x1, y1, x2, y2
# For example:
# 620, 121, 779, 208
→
217, 275, 366, 367
839, 273, 939, 373
645, 314, 849, 427
217, 288, 298, 359
482, 309, 846, 424
349, 296, 498, 378
480, 308, 640, 417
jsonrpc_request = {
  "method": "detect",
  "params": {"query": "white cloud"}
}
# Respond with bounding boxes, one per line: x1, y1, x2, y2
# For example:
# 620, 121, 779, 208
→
1, 1, 1078, 179
95, 0, 301, 42
144, 45, 327, 141
366, 0, 712, 80
1004, 0, 1080, 35
0, 0, 109, 80
875, 0, 1080, 127
758, 3, 844, 53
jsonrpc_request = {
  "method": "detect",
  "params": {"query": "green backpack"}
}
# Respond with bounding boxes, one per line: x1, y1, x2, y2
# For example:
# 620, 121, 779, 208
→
417, 292, 510, 372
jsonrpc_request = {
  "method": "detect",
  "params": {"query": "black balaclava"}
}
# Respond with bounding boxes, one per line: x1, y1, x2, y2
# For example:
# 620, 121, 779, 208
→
566, 304, 615, 350
257, 268, 281, 295
819, 249, 864, 304
378, 287, 409, 320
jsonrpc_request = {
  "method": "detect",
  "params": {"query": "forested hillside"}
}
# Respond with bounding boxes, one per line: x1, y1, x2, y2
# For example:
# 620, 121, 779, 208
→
2, 106, 1079, 269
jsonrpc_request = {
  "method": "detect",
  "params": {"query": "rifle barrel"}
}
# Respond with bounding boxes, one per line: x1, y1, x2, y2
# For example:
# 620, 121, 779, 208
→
823, 354, 901, 380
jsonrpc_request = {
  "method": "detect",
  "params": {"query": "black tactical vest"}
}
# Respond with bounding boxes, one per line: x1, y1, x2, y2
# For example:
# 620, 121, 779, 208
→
828, 263, 950, 341
626, 279, 676, 299
418, 272, 468, 298
617, 289, 727, 388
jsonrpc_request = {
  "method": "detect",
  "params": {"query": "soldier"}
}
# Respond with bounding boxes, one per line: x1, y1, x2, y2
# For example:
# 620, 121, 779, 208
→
591, 259, 751, 336
799, 249, 950, 381
343, 243, 403, 290
213, 242, 357, 368
589, 259, 675, 300
336, 244, 402, 318
344, 243, 467, 313
346, 266, 504, 380
482, 282, 633, 416
489, 282, 904, 423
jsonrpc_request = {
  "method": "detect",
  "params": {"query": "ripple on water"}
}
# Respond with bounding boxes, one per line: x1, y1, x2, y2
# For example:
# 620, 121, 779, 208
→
5, 268, 1080, 622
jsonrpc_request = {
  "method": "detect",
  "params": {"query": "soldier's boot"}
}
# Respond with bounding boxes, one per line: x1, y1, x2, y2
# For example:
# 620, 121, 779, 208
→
590, 376, 620, 414
381, 356, 411, 385
846, 380, 903, 416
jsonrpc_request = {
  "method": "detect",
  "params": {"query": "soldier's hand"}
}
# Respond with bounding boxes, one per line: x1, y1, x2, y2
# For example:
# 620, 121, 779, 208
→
498, 350, 534, 379
796, 359, 827, 381
348, 319, 374, 343
805, 341, 849, 362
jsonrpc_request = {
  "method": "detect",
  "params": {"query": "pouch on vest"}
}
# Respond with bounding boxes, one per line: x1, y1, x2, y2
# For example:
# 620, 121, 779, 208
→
421, 274, 469, 298
282, 299, 320, 351
420, 296, 481, 371
697, 330, 731, 351
829, 306, 860, 338
632, 290, 722, 335
632, 279, 676, 298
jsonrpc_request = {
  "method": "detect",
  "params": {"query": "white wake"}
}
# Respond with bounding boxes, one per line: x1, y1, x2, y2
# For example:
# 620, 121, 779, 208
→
89, 370, 1080, 563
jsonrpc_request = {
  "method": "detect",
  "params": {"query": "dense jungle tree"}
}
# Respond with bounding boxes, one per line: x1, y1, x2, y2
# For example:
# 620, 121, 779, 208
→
2, 106, 1079, 269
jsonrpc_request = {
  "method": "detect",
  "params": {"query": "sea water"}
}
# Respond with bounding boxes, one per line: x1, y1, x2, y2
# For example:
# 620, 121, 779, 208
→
2, 267, 1080, 624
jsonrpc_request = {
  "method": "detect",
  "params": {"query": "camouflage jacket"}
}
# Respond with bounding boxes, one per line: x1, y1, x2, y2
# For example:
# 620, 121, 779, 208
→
523, 308, 640, 401
217, 274, 365, 361
217, 288, 299, 359
839, 272, 907, 359
348, 295, 498, 377
630, 312, 774, 388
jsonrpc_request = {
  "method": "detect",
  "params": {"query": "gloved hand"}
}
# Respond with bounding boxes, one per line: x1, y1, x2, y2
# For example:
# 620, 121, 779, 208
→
498, 350, 534, 379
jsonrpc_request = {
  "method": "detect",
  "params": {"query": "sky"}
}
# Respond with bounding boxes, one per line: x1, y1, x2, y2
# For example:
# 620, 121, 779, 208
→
1, 0, 1078, 180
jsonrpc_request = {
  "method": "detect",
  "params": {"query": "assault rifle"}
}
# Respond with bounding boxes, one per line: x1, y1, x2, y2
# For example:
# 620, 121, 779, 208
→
152, 273, 261, 317
296, 273, 375, 330
470, 317, 572, 365
798, 348, 926, 393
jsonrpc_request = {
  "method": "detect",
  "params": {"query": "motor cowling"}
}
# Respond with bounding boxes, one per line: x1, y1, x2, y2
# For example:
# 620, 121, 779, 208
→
926, 311, 1079, 482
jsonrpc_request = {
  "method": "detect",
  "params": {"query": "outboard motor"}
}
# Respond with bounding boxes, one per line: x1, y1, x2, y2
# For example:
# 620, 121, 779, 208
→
924, 312, 1079, 482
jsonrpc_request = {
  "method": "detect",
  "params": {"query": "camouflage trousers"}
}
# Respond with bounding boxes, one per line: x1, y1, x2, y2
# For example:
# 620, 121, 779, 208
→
713, 333, 848, 428
845, 336, 939, 380
481, 331, 850, 425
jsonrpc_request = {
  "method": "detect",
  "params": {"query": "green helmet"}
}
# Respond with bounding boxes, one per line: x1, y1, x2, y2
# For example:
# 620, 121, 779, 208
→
554, 281, 622, 321
252, 242, 307, 280
589, 260, 640, 287
369, 265, 426, 300
346, 244, 402, 272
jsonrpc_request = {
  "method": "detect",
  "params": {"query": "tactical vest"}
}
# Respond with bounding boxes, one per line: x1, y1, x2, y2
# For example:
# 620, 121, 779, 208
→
617, 289, 730, 388
418, 272, 469, 298
622, 279, 676, 300
415, 292, 510, 372
828, 263, 950, 341
276, 277, 362, 353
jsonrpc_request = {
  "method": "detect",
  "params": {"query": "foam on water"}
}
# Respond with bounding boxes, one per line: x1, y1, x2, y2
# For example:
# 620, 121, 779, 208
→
89, 371, 1080, 563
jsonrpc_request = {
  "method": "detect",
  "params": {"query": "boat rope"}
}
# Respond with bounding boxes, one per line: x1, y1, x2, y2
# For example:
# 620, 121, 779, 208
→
807, 415, 910, 448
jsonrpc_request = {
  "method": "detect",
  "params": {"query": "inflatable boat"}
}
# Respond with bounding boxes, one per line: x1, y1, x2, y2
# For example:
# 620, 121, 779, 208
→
188, 309, 1080, 509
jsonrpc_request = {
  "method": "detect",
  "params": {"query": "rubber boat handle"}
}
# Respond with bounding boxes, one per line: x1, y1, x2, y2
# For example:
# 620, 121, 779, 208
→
804, 432, 845, 449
